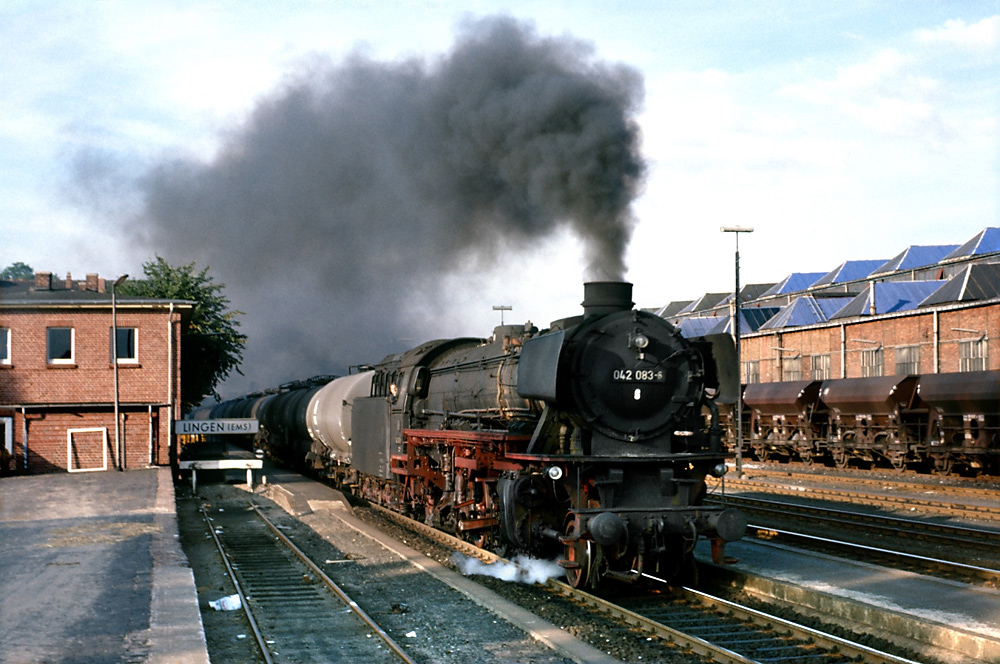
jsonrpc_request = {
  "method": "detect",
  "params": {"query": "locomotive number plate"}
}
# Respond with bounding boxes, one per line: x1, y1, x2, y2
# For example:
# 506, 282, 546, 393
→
612, 368, 665, 382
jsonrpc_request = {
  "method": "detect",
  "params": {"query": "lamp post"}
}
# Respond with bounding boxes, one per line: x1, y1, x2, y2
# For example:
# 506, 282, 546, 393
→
720, 227, 753, 476
112, 274, 128, 470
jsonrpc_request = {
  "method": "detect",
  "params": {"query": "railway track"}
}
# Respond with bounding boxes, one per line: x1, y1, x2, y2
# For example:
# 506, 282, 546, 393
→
366, 502, 924, 664
708, 494, 1000, 563
585, 584, 922, 664
201, 504, 415, 664
743, 524, 1000, 587
710, 472, 1000, 522
739, 466, 1000, 496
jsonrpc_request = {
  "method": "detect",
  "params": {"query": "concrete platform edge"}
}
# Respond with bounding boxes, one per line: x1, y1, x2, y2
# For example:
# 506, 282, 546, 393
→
149, 467, 211, 664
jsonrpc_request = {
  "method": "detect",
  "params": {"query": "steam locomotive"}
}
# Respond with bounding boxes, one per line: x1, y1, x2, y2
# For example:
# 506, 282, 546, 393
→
199, 282, 746, 588
725, 370, 1000, 476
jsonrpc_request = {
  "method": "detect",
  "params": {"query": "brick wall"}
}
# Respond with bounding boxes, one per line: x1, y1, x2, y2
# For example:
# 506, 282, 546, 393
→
0, 308, 173, 405
0, 301, 184, 474
741, 300, 999, 383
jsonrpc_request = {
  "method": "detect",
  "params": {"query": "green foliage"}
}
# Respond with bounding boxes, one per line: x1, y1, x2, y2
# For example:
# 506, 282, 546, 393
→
1, 262, 34, 280
118, 256, 246, 412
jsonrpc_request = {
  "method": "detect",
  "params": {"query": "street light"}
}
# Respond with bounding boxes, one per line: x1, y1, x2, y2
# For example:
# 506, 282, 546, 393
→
720, 227, 753, 476
112, 274, 128, 470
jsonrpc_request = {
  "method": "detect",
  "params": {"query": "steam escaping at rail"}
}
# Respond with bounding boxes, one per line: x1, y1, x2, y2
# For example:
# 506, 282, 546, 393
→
452, 553, 565, 585
98, 16, 646, 392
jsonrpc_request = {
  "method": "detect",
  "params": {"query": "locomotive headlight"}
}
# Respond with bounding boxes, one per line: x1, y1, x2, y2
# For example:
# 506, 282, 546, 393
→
710, 463, 729, 478
631, 333, 650, 350
546, 465, 564, 481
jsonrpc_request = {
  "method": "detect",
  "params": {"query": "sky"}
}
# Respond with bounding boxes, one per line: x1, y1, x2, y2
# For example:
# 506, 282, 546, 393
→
3, 1, 999, 396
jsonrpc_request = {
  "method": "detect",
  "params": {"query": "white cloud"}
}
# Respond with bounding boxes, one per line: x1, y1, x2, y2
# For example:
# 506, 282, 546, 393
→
778, 47, 953, 148
916, 15, 1000, 50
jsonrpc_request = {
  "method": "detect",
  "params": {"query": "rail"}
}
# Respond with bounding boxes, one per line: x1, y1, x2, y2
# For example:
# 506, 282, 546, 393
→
200, 503, 416, 664
366, 501, 923, 664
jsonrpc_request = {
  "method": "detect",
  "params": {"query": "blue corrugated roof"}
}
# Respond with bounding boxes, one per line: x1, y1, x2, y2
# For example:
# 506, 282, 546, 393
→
677, 293, 729, 314
941, 227, 1000, 261
676, 317, 728, 338
920, 263, 1000, 306
760, 272, 827, 297
713, 307, 781, 335
815, 297, 853, 319
831, 281, 945, 319
654, 300, 693, 317
759, 296, 854, 329
809, 260, 886, 288
872, 245, 959, 274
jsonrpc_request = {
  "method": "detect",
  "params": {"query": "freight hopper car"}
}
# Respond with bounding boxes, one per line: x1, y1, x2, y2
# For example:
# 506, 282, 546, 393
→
732, 370, 1000, 475
206, 282, 747, 589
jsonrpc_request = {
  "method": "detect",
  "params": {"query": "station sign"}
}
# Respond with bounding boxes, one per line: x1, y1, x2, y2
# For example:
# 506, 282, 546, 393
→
175, 418, 259, 435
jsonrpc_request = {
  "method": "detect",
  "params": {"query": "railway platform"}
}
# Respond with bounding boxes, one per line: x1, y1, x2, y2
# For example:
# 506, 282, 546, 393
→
0, 467, 209, 664
696, 537, 1000, 663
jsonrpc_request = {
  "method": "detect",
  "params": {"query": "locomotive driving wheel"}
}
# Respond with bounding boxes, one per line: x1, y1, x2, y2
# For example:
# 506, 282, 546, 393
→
560, 523, 593, 589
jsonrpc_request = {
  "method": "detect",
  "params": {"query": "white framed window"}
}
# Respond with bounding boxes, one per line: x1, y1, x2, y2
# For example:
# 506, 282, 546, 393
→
0, 328, 9, 364
861, 347, 883, 377
811, 354, 831, 380
47, 327, 74, 364
783, 356, 802, 382
959, 339, 987, 372
110, 327, 138, 363
895, 345, 920, 375
742, 360, 760, 384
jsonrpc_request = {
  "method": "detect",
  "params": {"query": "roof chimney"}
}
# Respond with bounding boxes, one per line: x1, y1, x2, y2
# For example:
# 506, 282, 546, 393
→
86, 273, 99, 292
34, 271, 52, 290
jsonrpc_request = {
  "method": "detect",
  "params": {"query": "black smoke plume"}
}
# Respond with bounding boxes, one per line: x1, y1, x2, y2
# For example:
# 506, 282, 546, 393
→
130, 16, 645, 394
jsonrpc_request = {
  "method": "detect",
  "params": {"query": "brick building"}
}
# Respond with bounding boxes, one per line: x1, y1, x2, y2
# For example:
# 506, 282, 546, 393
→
659, 227, 1000, 383
0, 272, 192, 474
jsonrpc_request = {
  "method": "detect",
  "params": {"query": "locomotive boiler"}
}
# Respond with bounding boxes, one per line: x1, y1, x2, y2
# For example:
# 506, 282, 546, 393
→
206, 282, 747, 588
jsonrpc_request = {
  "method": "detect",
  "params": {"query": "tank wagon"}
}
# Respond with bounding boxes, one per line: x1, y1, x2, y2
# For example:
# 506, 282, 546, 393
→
733, 370, 1000, 475
202, 282, 746, 588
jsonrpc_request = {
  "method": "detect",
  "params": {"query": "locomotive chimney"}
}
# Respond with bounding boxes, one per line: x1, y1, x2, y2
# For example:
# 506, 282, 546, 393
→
582, 281, 634, 318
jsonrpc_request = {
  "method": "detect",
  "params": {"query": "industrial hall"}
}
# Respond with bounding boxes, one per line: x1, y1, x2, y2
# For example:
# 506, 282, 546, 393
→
0, 272, 191, 474
660, 226, 1000, 382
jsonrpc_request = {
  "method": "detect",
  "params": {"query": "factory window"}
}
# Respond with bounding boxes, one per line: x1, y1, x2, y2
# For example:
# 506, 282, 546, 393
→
895, 346, 920, 375
783, 356, 802, 382
959, 339, 987, 372
860, 348, 883, 377
110, 327, 138, 363
742, 360, 760, 384
0, 328, 9, 364
47, 327, 74, 364
810, 354, 831, 380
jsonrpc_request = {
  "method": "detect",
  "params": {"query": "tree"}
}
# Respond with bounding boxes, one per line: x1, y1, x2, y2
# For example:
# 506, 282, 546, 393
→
118, 256, 246, 412
1, 262, 34, 280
